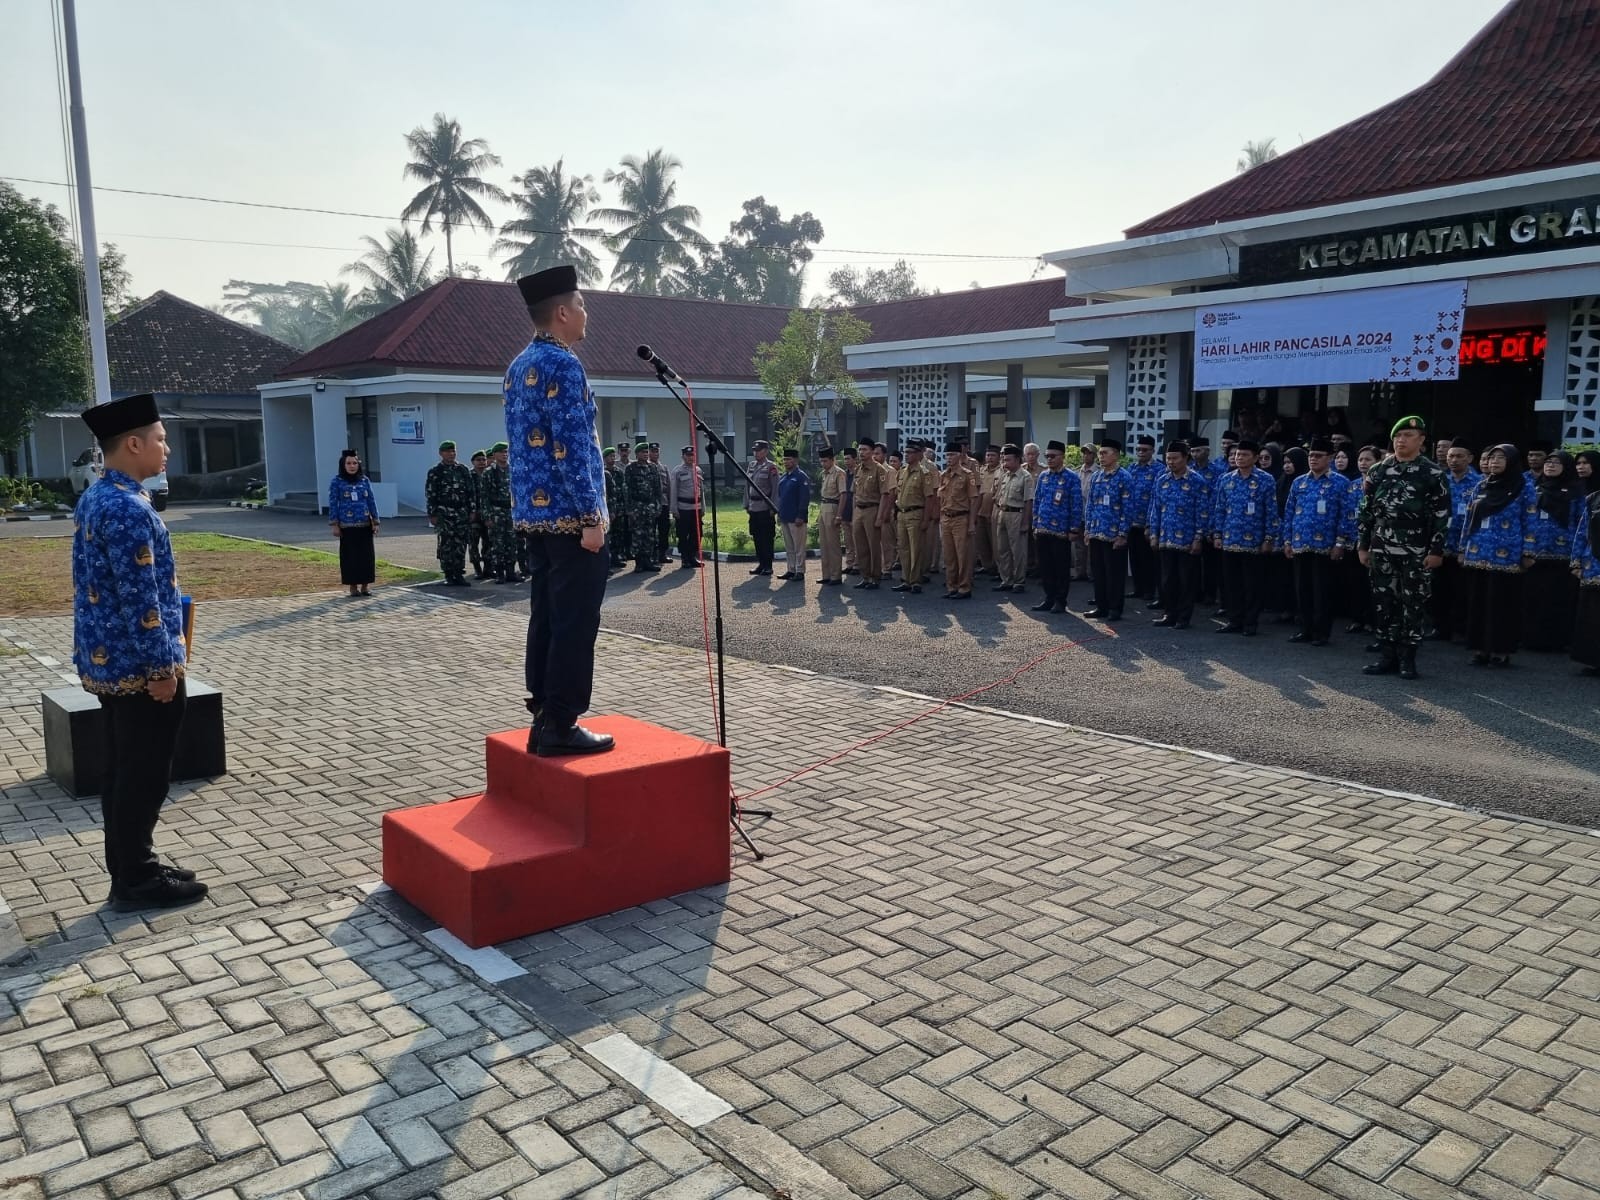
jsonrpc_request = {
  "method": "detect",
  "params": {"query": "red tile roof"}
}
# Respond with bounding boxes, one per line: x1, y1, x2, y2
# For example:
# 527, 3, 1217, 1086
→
279, 276, 1081, 380
108, 291, 298, 395
1126, 0, 1600, 238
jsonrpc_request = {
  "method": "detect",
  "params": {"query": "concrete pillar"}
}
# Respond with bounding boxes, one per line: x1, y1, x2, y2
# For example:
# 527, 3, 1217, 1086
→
634, 398, 648, 439
884, 367, 902, 453
1104, 341, 1129, 448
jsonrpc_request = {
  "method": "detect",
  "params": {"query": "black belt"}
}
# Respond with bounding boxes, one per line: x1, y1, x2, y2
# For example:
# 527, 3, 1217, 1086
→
855, 500, 878, 507
821, 498, 839, 504
943, 511, 970, 517
897, 506, 923, 513
1001, 505, 1024, 512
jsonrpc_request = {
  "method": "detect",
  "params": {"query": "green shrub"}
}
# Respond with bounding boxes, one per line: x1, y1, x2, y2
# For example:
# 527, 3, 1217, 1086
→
728, 530, 752, 552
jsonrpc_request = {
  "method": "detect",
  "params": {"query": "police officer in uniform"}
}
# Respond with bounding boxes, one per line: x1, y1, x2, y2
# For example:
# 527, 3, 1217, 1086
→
624, 440, 661, 571
668, 445, 704, 568
1358, 415, 1450, 679
746, 440, 781, 575
425, 440, 476, 586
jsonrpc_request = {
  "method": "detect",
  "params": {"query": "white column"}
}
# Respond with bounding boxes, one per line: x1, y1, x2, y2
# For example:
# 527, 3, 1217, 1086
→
1539, 300, 1569, 414
634, 398, 648, 438
311, 385, 350, 512
1104, 341, 1129, 429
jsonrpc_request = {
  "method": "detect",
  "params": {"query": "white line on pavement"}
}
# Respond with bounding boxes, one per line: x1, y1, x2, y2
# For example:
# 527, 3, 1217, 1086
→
584, 1033, 734, 1128
423, 927, 528, 984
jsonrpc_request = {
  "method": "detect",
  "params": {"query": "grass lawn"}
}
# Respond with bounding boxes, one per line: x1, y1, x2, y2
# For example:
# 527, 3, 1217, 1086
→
698, 502, 821, 553
0, 532, 437, 617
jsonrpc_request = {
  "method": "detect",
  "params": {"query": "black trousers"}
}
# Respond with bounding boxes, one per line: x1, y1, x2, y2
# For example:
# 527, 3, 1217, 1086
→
1036, 533, 1072, 603
1199, 542, 1221, 604
99, 681, 187, 888
1159, 548, 1200, 623
1466, 568, 1522, 657
1429, 556, 1468, 640
1523, 559, 1578, 651
674, 509, 701, 564
1089, 539, 1128, 615
1293, 552, 1336, 640
749, 510, 776, 569
525, 533, 610, 729
1221, 551, 1266, 629
657, 507, 672, 563
1127, 526, 1157, 600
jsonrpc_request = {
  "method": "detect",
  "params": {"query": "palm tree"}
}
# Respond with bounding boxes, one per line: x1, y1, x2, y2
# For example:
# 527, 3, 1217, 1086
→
400, 113, 508, 276
312, 281, 371, 339
593, 149, 704, 295
494, 160, 603, 284
343, 227, 439, 311
1236, 138, 1279, 174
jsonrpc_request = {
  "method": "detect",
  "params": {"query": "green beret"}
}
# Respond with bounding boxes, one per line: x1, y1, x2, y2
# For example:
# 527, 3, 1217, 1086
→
603, 446, 616, 455
471, 449, 486, 460
438, 440, 456, 452
489, 440, 509, 454
635, 440, 650, 451
1390, 415, 1426, 438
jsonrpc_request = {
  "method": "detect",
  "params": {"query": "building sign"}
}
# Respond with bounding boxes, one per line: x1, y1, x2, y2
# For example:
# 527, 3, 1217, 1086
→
1458, 326, 1546, 366
1194, 280, 1466, 390
1238, 194, 1600, 285
388, 404, 424, 445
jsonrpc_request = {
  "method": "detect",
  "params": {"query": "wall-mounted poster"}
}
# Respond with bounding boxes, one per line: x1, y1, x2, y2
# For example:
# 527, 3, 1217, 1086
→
389, 404, 424, 445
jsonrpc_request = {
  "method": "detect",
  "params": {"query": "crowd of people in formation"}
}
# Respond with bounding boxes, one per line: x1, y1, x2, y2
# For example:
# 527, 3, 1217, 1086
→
577, 419, 1599, 682
420, 439, 530, 587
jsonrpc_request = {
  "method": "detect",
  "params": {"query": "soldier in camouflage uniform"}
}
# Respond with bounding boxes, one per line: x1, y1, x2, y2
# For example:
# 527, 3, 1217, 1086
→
424, 440, 475, 586
467, 450, 490, 578
624, 440, 661, 572
483, 441, 522, 584
602, 446, 626, 570
1357, 415, 1450, 680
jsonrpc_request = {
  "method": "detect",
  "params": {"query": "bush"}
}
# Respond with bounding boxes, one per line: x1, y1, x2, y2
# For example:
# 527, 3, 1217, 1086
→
728, 530, 752, 552
0, 477, 68, 510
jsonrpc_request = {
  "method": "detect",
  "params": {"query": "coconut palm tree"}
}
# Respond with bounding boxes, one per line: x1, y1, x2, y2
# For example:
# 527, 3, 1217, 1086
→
343, 227, 439, 311
400, 114, 508, 276
1236, 138, 1279, 174
494, 160, 603, 284
592, 149, 704, 295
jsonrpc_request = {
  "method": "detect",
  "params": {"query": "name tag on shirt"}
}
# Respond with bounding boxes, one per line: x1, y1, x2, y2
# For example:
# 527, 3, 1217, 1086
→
1456, 503, 1467, 516
1054, 490, 1064, 503
1246, 502, 1256, 515
1100, 495, 1110, 506
1316, 500, 1327, 515
1539, 510, 1550, 521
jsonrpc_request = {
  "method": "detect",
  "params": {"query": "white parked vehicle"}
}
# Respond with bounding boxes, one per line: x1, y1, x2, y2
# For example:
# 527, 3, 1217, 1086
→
69, 448, 169, 511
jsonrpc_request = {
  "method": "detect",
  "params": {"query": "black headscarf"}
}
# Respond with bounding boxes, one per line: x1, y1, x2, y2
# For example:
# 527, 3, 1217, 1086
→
1279, 446, 1308, 510
336, 449, 365, 483
1589, 489, 1600, 559
1576, 449, 1600, 496
1334, 447, 1358, 479
1536, 450, 1578, 526
1466, 444, 1523, 535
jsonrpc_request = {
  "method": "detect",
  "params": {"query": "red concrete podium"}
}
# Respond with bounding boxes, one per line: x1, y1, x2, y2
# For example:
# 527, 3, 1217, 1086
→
381, 715, 732, 948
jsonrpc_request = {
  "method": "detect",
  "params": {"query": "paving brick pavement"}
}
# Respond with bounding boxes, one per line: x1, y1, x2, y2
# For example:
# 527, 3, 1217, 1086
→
3, 591, 1600, 1198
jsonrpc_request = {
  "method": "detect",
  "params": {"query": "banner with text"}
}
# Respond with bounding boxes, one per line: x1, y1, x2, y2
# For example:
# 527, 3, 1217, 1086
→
1193, 280, 1467, 390
388, 403, 424, 445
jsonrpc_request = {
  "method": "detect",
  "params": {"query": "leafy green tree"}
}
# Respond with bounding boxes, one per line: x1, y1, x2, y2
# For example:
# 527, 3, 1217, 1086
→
0, 184, 90, 453
221, 279, 368, 351
1236, 138, 1279, 173
593, 149, 703, 295
754, 306, 872, 449
401, 113, 509, 277
683, 196, 823, 306
495, 159, 603, 284
343, 227, 438, 310
825, 259, 926, 305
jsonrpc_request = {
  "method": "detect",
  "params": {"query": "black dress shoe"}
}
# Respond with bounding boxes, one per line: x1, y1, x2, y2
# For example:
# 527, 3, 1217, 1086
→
1365, 641, 1384, 653
111, 873, 209, 913
749, 566, 764, 575
953, 591, 971, 600
1288, 632, 1311, 643
945, 591, 960, 599
1051, 602, 1067, 614
1242, 626, 1258, 637
1105, 613, 1122, 623
992, 584, 1012, 592
1080, 608, 1106, 618
1173, 620, 1191, 629
910, 585, 922, 594
535, 724, 616, 757
862, 581, 880, 589
1148, 600, 1165, 611
891, 583, 910, 592
1311, 638, 1329, 646
853, 580, 870, 589
1218, 623, 1244, 634
1031, 600, 1054, 611
777, 572, 795, 580
1152, 616, 1176, 627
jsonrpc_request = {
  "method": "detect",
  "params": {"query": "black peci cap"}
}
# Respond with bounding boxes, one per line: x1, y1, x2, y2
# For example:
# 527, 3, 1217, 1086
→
82, 393, 160, 441
1308, 436, 1334, 453
1164, 440, 1190, 456
1046, 440, 1066, 453
1136, 435, 1156, 447
517, 265, 579, 307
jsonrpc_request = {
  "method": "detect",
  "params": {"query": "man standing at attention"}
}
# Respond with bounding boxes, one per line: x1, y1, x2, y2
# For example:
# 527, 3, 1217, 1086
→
483, 442, 521, 585
777, 448, 811, 583
1125, 435, 1160, 606
817, 445, 846, 586
1148, 441, 1209, 629
937, 438, 981, 600
624, 440, 661, 573
1211, 438, 1278, 636
1358, 415, 1450, 680
1083, 439, 1134, 622
892, 439, 938, 594
850, 439, 889, 589
425, 440, 475, 587
505, 266, 614, 756
668, 444, 704, 569
75, 393, 207, 911
468, 449, 491, 579
746, 440, 780, 576
1029, 440, 1083, 613
992, 444, 1035, 593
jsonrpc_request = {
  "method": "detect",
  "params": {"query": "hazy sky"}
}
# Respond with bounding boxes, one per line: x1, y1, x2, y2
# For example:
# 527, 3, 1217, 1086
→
2, 0, 1509, 310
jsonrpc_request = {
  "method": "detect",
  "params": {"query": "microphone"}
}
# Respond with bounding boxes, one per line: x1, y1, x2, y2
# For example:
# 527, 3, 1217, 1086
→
636, 344, 684, 384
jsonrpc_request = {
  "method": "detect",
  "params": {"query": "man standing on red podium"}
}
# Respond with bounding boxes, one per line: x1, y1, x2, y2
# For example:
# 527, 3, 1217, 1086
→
506, 266, 615, 757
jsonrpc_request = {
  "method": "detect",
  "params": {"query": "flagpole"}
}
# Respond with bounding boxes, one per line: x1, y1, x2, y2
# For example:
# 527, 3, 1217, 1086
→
61, 0, 111, 406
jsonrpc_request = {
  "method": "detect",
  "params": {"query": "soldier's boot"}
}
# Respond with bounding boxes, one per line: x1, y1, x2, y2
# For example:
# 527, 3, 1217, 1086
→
1398, 646, 1419, 681
1362, 642, 1399, 675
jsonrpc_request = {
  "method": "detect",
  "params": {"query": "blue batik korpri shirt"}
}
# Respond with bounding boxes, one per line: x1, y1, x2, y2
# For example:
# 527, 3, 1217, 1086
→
1147, 468, 1211, 549
1461, 477, 1537, 571
72, 468, 186, 695
327, 474, 378, 525
1032, 467, 1083, 536
1444, 469, 1482, 553
1126, 460, 1160, 529
1085, 466, 1134, 541
1574, 497, 1600, 585
503, 333, 608, 534
1281, 471, 1353, 554
1211, 468, 1280, 551
1530, 487, 1582, 561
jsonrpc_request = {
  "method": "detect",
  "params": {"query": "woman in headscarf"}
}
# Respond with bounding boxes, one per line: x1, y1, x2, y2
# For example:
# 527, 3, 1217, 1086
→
327, 448, 381, 597
1333, 446, 1357, 480
1572, 451, 1600, 674
1522, 450, 1581, 650
1459, 445, 1536, 666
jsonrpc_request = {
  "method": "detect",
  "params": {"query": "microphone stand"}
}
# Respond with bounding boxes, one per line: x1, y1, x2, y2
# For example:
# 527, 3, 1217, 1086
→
644, 366, 770, 861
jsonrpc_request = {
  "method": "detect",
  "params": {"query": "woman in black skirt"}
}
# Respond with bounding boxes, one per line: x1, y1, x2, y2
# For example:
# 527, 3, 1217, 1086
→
1523, 450, 1581, 650
1460, 445, 1535, 666
327, 449, 381, 596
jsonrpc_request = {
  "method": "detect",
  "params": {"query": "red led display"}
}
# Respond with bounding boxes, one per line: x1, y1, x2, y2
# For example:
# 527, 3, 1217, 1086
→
1458, 327, 1547, 366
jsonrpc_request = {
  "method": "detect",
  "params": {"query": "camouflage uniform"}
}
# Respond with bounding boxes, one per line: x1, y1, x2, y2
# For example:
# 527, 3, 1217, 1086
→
424, 457, 476, 583
624, 457, 661, 569
481, 458, 520, 581
1356, 453, 1450, 667
468, 465, 490, 577
604, 460, 627, 567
